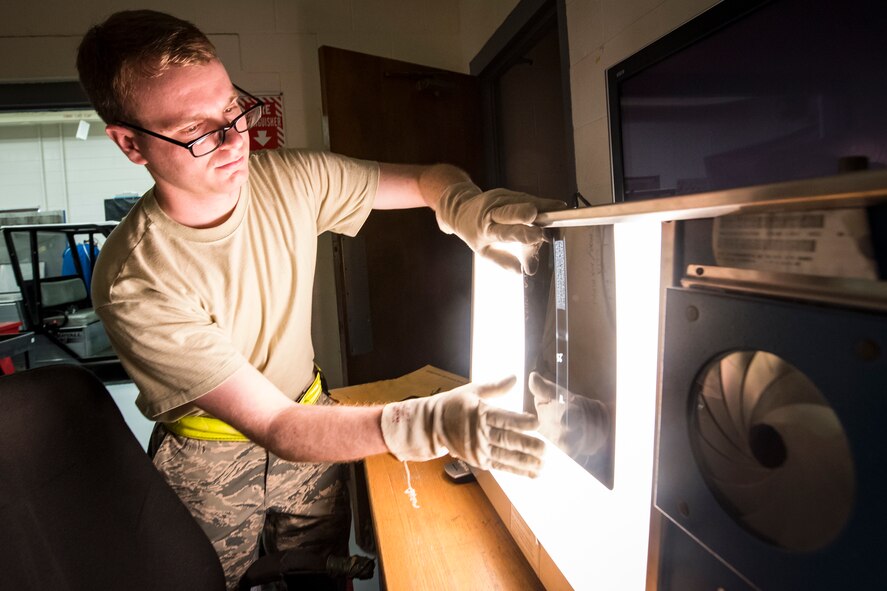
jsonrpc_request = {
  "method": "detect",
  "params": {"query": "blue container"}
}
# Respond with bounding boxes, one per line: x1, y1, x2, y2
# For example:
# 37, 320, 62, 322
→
62, 243, 100, 289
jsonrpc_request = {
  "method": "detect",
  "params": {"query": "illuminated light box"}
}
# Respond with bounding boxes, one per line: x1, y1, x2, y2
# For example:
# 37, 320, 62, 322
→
471, 220, 662, 589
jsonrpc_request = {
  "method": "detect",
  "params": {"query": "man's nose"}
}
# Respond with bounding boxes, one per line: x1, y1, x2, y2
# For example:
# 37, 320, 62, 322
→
220, 124, 246, 151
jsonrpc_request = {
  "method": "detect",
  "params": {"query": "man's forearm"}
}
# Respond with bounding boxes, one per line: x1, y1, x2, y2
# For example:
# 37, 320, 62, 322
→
193, 363, 389, 463
375, 162, 472, 210
265, 404, 388, 463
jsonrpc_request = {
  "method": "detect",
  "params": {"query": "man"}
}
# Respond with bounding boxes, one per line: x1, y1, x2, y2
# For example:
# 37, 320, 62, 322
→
77, 10, 565, 588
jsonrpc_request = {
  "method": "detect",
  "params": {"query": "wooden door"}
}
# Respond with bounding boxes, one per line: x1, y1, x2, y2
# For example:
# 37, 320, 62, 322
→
319, 46, 483, 386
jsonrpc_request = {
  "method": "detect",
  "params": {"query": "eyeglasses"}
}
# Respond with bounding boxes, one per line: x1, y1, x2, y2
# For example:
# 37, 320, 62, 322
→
117, 85, 264, 158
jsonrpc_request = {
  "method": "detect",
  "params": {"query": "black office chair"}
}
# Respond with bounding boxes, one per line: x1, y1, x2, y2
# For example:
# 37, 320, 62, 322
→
0, 365, 373, 590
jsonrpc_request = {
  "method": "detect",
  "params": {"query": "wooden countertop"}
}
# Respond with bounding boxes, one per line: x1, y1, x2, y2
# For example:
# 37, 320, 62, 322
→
364, 453, 544, 591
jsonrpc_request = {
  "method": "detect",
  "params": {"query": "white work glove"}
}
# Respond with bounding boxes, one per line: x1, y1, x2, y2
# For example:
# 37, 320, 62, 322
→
435, 181, 568, 275
380, 376, 545, 478
528, 371, 609, 458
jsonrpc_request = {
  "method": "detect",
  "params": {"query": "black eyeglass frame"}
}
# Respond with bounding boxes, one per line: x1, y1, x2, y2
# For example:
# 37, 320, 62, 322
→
116, 85, 264, 158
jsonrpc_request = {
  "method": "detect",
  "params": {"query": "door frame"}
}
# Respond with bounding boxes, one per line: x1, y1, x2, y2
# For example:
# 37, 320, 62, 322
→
470, 0, 578, 205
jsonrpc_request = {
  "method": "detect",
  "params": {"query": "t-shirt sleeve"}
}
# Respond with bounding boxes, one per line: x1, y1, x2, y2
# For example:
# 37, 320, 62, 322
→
257, 149, 379, 237
95, 293, 247, 422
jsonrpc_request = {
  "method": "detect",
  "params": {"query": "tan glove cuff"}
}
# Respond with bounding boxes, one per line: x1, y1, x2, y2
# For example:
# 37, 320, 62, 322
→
434, 180, 482, 235
380, 399, 448, 462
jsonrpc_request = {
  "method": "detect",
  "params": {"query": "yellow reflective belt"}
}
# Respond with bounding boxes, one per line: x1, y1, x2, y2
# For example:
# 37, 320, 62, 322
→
166, 370, 324, 442
165, 415, 249, 442
298, 368, 324, 406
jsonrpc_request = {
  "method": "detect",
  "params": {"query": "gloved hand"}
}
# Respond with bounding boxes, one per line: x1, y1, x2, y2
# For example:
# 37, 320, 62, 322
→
434, 181, 568, 274
528, 371, 609, 458
380, 376, 545, 477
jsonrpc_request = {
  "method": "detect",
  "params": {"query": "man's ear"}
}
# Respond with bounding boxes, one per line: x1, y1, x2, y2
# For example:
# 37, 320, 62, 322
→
105, 124, 148, 165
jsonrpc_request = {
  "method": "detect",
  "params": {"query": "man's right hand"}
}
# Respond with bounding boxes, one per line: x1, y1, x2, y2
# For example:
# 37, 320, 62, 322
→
380, 376, 545, 478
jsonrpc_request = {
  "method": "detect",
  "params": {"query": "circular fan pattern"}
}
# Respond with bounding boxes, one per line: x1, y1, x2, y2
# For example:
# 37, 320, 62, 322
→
689, 350, 855, 552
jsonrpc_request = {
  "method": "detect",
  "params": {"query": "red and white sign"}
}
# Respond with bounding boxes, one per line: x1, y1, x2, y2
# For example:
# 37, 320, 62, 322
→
245, 94, 285, 151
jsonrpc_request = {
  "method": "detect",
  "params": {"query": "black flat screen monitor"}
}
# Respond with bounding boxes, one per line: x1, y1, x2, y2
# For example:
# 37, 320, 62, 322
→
608, 0, 887, 202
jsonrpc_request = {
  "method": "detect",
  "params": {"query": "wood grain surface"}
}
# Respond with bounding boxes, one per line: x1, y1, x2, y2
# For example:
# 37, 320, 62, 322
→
364, 453, 544, 590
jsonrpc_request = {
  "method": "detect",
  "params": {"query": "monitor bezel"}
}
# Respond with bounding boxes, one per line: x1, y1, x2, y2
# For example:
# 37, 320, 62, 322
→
606, 0, 772, 203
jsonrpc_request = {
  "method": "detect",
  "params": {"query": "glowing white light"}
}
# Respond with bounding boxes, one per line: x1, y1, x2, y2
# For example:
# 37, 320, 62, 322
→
470, 221, 662, 590
470, 252, 524, 412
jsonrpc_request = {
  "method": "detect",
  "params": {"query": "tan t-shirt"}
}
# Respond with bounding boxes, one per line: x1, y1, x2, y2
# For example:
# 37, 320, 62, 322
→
92, 149, 378, 422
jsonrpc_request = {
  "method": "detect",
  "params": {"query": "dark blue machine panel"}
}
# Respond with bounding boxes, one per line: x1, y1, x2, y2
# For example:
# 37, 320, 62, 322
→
657, 287, 887, 589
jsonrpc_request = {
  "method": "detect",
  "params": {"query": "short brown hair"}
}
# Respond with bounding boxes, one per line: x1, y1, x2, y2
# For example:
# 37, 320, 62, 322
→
76, 10, 217, 124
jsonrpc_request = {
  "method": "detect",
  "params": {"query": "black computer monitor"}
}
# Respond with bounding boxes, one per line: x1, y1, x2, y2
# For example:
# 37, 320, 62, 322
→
607, 0, 887, 202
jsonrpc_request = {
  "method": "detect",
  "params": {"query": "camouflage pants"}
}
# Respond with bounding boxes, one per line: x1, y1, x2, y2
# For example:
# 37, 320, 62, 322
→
152, 410, 351, 589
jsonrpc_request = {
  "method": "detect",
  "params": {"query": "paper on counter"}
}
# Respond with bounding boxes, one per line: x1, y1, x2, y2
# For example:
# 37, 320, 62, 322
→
330, 364, 468, 405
